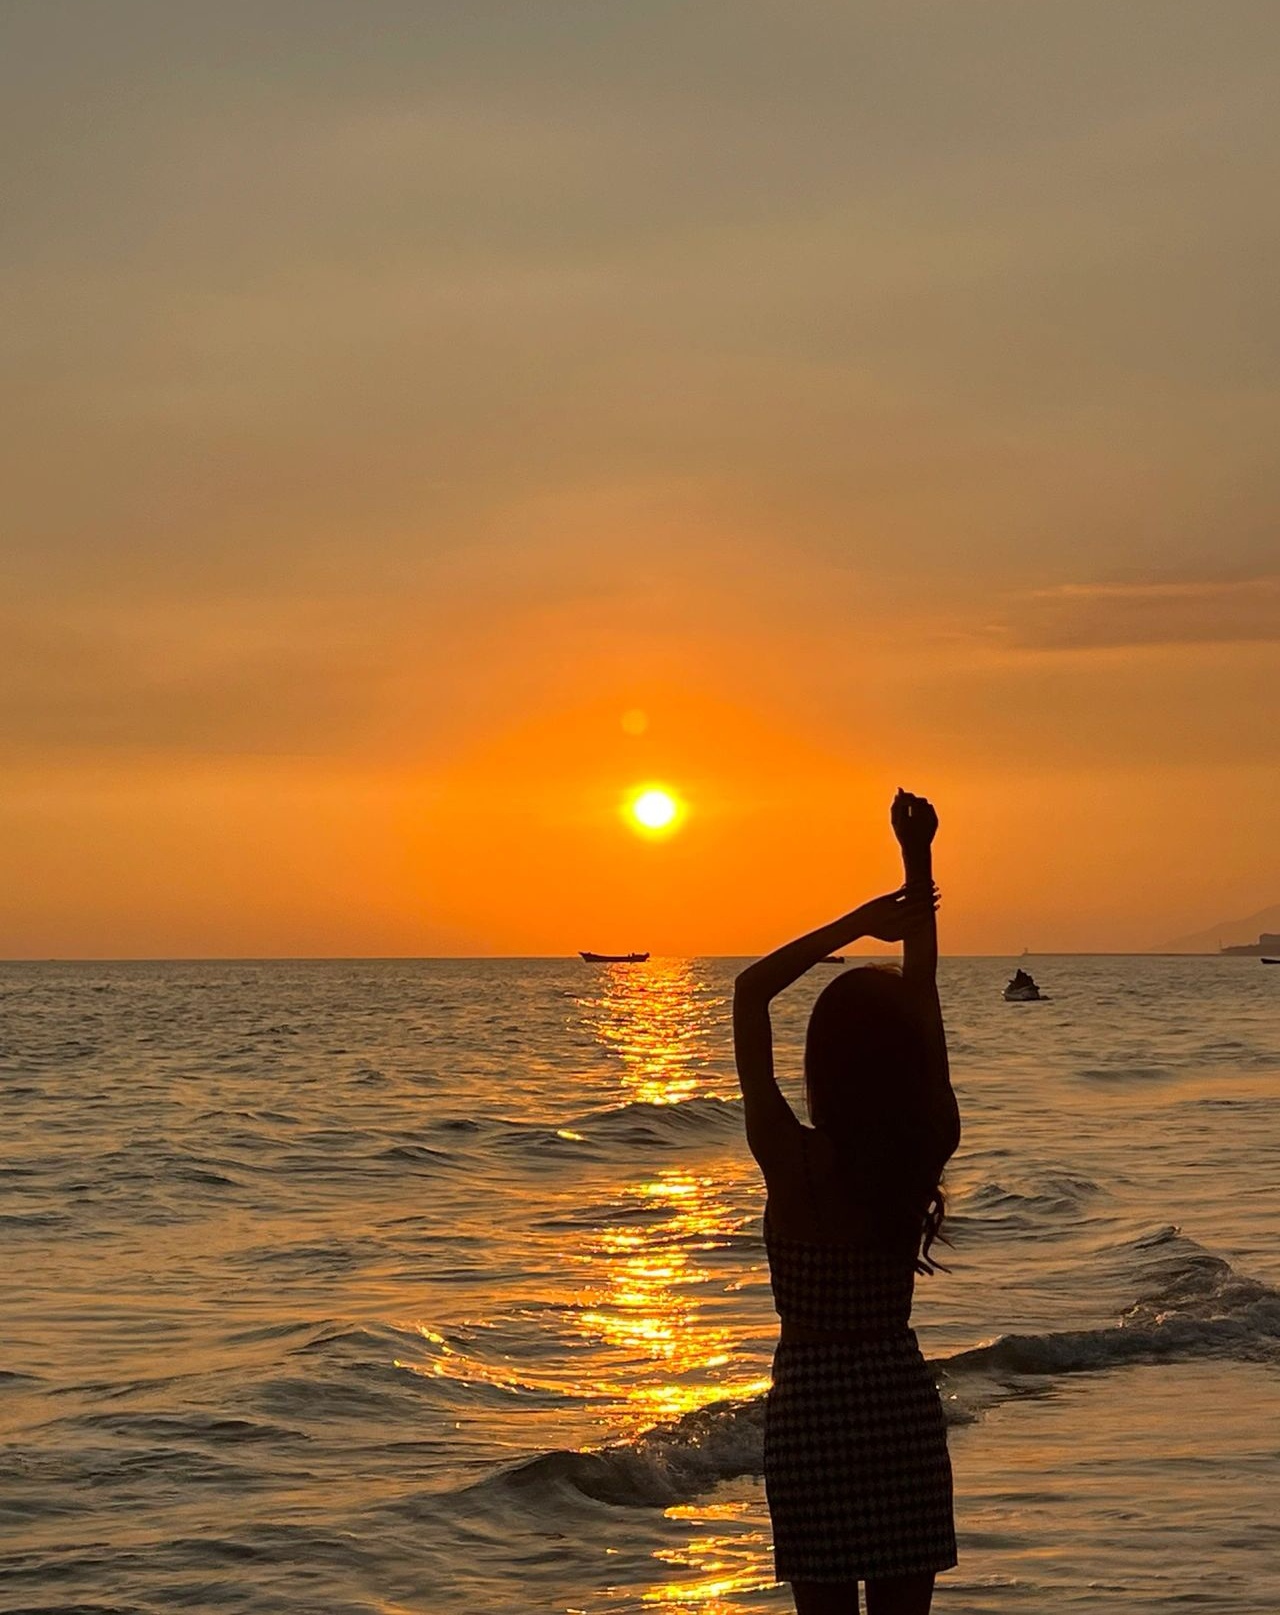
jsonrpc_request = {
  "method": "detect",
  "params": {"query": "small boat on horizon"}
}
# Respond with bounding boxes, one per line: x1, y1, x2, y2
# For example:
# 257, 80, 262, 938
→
1263, 958, 1279, 965
579, 951, 650, 963
820, 955, 845, 964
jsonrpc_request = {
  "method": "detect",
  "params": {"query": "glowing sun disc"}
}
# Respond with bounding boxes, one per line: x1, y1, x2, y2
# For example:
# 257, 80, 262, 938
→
634, 789, 676, 828
626, 786, 682, 835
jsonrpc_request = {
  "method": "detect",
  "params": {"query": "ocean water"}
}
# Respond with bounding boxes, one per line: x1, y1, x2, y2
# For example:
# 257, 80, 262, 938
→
3, 955, 1278, 1614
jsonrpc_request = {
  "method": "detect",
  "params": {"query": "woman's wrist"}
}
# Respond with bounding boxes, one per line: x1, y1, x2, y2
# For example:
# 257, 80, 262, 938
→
902, 849, 933, 887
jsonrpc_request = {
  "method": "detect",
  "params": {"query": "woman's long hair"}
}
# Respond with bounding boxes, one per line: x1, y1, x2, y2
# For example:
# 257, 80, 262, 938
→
804, 964, 948, 1273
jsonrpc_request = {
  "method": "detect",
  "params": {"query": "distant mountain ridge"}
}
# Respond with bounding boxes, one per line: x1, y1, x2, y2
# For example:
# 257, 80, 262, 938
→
1156, 903, 1280, 954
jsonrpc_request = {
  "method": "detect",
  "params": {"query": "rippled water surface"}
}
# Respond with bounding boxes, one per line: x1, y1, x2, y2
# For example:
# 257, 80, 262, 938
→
3, 956, 1278, 1612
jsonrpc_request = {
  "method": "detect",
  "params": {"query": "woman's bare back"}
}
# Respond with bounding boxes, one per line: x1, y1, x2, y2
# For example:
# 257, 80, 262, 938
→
764, 1126, 880, 1245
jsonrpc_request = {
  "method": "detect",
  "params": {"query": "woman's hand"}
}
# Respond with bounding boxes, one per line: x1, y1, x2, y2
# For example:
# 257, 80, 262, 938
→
892, 788, 938, 856
855, 886, 939, 944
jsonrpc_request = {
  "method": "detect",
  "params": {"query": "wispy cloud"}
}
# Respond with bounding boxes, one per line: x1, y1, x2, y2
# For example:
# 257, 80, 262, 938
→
998, 575, 1280, 651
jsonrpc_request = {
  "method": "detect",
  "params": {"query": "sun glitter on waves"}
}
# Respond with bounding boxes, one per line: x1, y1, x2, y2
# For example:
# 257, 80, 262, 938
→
626, 784, 683, 837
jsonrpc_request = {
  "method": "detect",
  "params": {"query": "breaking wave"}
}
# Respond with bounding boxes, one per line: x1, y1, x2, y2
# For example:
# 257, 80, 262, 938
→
943, 1227, 1280, 1380
468, 1396, 767, 1509
464, 1232, 1279, 1510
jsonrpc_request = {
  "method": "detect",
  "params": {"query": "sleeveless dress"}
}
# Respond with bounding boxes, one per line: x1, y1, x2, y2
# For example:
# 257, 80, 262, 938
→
762, 1202, 957, 1583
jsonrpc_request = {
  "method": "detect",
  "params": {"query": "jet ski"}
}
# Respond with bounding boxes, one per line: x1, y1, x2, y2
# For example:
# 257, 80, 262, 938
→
1003, 967, 1043, 1002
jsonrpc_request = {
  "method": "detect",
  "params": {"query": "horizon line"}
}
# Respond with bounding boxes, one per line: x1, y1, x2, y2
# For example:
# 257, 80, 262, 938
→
0, 950, 1232, 964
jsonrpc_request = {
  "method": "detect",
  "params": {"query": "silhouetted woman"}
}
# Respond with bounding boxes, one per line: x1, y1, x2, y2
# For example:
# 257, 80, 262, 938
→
734, 790, 959, 1615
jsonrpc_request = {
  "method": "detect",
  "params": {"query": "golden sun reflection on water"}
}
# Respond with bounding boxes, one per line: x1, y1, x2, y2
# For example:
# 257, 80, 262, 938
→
394, 957, 780, 1613
643, 1498, 775, 1611
572, 961, 776, 1611
573, 963, 779, 1611
572, 959, 765, 1430
576, 1169, 768, 1429
577, 958, 721, 1105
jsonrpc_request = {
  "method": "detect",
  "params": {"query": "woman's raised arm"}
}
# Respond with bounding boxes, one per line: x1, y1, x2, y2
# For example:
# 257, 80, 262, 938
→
733, 888, 936, 1170
893, 789, 940, 995
892, 788, 959, 1145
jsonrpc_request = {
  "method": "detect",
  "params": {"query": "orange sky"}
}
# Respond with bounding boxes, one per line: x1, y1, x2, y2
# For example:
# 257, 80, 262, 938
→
2, 4, 1277, 957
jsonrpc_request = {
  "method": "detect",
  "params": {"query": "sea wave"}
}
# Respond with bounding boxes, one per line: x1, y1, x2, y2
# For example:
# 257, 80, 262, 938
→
463, 1233, 1279, 1510
469, 1395, 766, 1508
941, 1229, 1280, 1380
956, 1172, 1101, 1228
422, 1095, 743, 1160
567, 1095, 742, 1147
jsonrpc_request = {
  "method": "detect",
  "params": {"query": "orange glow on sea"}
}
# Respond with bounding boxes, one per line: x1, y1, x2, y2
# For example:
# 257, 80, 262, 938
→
571, 960, 769, 1430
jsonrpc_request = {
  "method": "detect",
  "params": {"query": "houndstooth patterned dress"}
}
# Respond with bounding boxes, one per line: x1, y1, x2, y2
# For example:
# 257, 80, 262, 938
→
762, 1212, 956, 1584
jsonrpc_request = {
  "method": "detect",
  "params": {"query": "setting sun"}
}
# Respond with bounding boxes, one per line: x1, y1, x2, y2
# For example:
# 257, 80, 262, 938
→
627, 786, 683, 836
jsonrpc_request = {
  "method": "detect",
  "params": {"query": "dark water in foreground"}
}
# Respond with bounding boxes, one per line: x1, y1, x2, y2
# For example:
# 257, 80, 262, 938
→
3, 956, 1278, 1612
